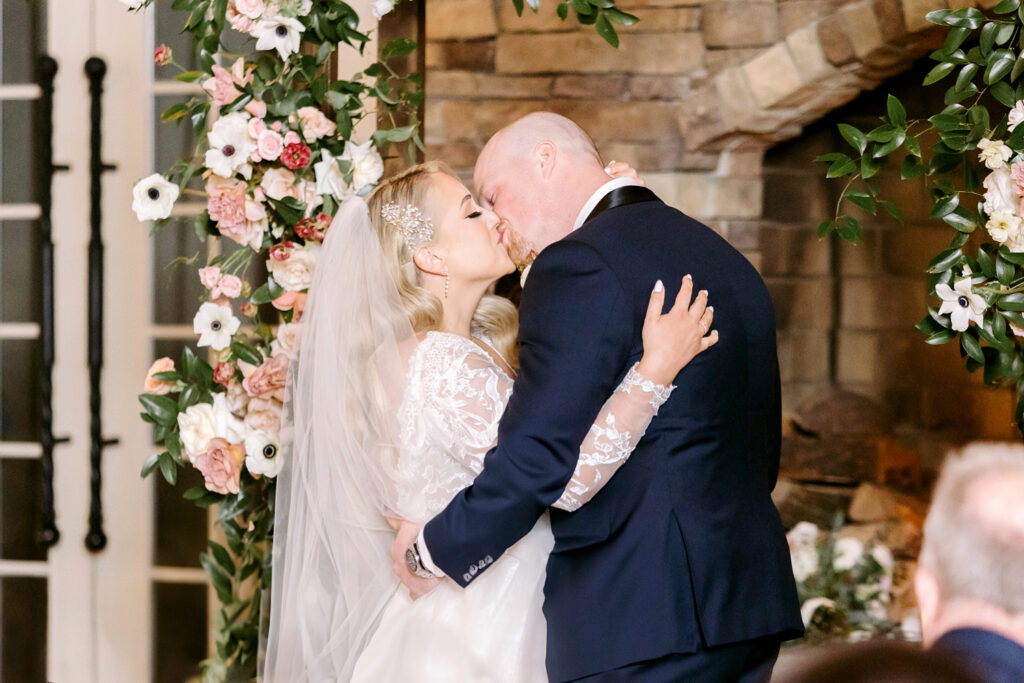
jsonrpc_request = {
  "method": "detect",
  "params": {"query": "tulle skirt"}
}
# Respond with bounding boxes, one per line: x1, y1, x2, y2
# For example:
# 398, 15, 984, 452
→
351, 514, 554, 682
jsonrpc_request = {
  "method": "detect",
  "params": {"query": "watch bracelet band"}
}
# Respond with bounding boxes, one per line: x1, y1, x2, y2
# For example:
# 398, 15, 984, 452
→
406, 540, 436, 579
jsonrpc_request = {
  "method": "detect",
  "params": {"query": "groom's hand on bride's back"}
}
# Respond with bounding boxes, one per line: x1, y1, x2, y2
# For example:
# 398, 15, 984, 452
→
389, 519, 443, 600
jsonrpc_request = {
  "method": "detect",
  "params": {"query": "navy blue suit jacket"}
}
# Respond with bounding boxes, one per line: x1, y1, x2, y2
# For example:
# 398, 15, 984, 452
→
423, 192, 803, 681
933, 628, 1024, 683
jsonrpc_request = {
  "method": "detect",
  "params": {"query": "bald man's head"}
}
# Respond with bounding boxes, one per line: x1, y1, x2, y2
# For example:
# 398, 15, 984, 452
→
474, 112, 612, 252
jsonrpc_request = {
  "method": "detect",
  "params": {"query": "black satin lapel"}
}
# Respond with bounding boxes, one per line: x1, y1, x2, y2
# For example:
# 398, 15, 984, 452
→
584, 186, 660, 225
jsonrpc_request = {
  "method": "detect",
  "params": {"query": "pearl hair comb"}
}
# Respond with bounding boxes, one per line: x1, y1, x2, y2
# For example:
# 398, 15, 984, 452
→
381, 202, 435, 249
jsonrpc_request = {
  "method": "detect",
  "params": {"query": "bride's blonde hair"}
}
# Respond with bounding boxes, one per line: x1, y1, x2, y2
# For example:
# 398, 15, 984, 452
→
367, 161, 519, 369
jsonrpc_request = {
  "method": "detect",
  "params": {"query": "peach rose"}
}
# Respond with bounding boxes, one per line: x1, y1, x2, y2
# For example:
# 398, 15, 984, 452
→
201, 58, 254, 107
260, 167, 298, 201
226, 1, 257, 34
271, 291, 308, 321
245, 99, 267, 119
194, 437, 245, 494
296, 106, 337, 140
244, 396, 282, 437
241, 353, 289, 400
144, 357, 176, 395
235, 0, 265, 19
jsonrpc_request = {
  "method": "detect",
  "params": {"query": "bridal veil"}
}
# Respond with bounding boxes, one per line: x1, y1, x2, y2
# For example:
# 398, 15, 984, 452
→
260, 197, 416, 682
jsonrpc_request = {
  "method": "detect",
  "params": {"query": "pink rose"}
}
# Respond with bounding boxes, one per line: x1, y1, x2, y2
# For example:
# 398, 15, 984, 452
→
194, 437, 245, 494
241, 352, 289, 400
244, 396, 282, 437
143, 357, 176, 395
199, 266, 222, 290
235, 0, 265, 18
154, 44, 173, 67
1012, 162, 1024, 197
260, 167, 298, 201
245, 99, 267, 119
201, 58, 254, 107
296, 106, 337, 140
283, 130, 302, 147
206, 175, 247, 230
257, 129, 284, 161
226, 1, 257, 34
218, 274, 243, 299
214, 361, 235, 386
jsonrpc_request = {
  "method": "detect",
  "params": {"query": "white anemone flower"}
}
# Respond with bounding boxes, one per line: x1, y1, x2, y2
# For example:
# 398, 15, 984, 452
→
255, 15, 304, 59
205, 112, 254, 179
937, 278, 987, 332
978, 137, 1013, 170
244, 429, 284, 478
1010, 101, 1024, 132
193, 302, 241, 350
132, 174, 179, 221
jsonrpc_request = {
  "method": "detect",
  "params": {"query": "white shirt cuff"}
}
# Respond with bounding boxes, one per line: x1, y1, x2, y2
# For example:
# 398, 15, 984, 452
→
416, 528, 445, 578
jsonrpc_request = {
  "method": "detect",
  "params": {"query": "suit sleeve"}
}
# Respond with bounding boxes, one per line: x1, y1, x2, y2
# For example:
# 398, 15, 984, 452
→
423, 240, 631, 587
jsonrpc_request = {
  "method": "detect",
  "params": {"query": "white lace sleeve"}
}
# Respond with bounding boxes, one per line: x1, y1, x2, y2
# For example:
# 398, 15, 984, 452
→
552, 363, 674, 512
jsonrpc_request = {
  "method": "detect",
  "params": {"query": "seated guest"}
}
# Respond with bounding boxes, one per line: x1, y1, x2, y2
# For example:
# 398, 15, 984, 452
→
777, 641, 979, 683
915, 442, 1024, 683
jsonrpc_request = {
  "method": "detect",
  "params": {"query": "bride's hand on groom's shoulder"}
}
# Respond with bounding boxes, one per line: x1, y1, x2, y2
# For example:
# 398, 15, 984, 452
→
389, 519, 443, 600
604, 160, 645, 186
636, 276, 718, 386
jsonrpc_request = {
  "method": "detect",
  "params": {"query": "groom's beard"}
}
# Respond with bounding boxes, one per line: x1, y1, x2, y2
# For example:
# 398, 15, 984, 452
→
504, 226, 538, 274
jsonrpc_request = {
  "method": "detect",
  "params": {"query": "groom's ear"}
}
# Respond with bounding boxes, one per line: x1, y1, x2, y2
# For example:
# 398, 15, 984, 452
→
413, 246, 446, 277
535, 141, 556, 179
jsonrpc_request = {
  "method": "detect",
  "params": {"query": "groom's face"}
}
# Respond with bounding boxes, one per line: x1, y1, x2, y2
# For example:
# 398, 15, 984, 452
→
474, 147, 550, 266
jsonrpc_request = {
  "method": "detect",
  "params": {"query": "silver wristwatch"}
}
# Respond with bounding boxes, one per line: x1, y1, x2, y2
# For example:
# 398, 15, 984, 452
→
405, 539, 436, 579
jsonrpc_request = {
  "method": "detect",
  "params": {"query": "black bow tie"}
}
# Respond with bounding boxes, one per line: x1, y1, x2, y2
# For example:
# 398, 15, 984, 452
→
584, 185, 660, 225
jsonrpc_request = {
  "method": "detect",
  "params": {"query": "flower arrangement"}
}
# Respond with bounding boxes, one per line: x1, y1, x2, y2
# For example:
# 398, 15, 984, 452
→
126, 0, 636, 679
787, 518, 900, 645
819, 3, 1024, 435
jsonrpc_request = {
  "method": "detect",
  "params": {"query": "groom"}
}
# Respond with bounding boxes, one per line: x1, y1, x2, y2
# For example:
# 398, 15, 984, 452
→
391, 112, 803, 681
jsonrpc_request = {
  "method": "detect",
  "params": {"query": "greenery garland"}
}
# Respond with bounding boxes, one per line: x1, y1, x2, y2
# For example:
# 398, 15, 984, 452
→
820, 2, 1024, 436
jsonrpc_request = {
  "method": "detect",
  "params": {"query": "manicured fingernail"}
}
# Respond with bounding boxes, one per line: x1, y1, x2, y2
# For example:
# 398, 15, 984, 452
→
684, 274, 692, 280
708, 306, 714, 312
701, 290, 708, 297
654, 280, 664, 292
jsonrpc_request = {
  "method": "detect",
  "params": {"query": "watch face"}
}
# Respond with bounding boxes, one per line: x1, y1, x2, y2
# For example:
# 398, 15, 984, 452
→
405, 547, 418, 574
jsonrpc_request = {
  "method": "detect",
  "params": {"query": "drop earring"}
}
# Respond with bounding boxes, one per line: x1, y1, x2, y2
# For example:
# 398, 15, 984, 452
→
445, 268, 450, 299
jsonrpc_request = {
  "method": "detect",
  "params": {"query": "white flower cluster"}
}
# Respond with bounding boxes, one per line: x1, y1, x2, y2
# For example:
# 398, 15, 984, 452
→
227, 0, 312, 59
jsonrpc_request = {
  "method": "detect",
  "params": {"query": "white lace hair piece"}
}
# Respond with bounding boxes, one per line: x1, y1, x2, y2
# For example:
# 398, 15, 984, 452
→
381, 201, 435, 248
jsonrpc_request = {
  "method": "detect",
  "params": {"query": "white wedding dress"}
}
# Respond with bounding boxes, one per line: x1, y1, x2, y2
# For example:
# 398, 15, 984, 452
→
350, 331, 673, 682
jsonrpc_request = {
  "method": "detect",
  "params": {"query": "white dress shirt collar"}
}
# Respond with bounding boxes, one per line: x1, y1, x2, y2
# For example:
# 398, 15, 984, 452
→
572, 177, 642, 232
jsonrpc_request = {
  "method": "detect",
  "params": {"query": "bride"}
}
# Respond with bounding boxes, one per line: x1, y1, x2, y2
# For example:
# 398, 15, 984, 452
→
260, 161, 717, 682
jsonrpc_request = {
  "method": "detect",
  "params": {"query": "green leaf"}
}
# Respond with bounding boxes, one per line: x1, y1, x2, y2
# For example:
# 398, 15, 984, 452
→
250, 277, 285, 305
183, 485, 208, 500
916, 314, 946, 335
980, 22, 999, 56
943, 209, 977, 233
837, 123, 868, 154
985, 48, 1015, 83
161, 103, 189, 123
999, 292, 1024, 311
151, 371, 181, 382
158, 452, 178, 486
924, 61, 956, 86
997, 252, 1016, 285
946, 8, 985, 29
512, 0, 523, 15
557, 2, 568, 19
826, 155, 857, 178
230, 341, 264, 367
861, 154, 882, 179
175, 70, 205, 83
816, 219, 835, 238
927, 248, 963, 273
878, 199, 904, 225
930, 194, 960, 218
901, 155, 925, 179
961, 332, 986, 363
956, 63, 979, 92
994, 0, 1020, 14
926, 329, 956, 345
999, 246, 1024, 264
209, 541, 236, 575
847, 189, 877, 215
926, 9, 951, 24
873, 131, 906, 158
945, 26, 973, 53
836, 215, 862, 244
603, 7, 639, 25
1011, 53, 1024, 82
928, 112, 963, 131
141, 453, 161, 479
594, 13, 619, 48
885, 94, 906, 127
139, 393, 178, 428
200, 553, 234, 605
979, 248, 997, 278
381, 38, 417, 60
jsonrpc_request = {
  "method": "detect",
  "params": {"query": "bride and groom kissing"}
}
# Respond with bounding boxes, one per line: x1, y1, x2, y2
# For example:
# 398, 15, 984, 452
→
261, 112, 804, 682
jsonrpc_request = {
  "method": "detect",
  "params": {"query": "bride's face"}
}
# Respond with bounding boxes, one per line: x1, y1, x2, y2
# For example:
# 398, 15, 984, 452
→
428, 174, 516, 284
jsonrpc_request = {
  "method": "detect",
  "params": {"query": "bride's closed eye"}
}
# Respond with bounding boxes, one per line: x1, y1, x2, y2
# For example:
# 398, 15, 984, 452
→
466, 210, 482, 219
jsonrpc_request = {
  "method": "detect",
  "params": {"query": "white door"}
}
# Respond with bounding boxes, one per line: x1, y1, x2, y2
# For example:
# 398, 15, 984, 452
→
1, 2, 215, 681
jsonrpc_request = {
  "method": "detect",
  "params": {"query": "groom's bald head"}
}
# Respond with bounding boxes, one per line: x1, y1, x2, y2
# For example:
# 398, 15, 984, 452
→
474, 112, 611, 252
